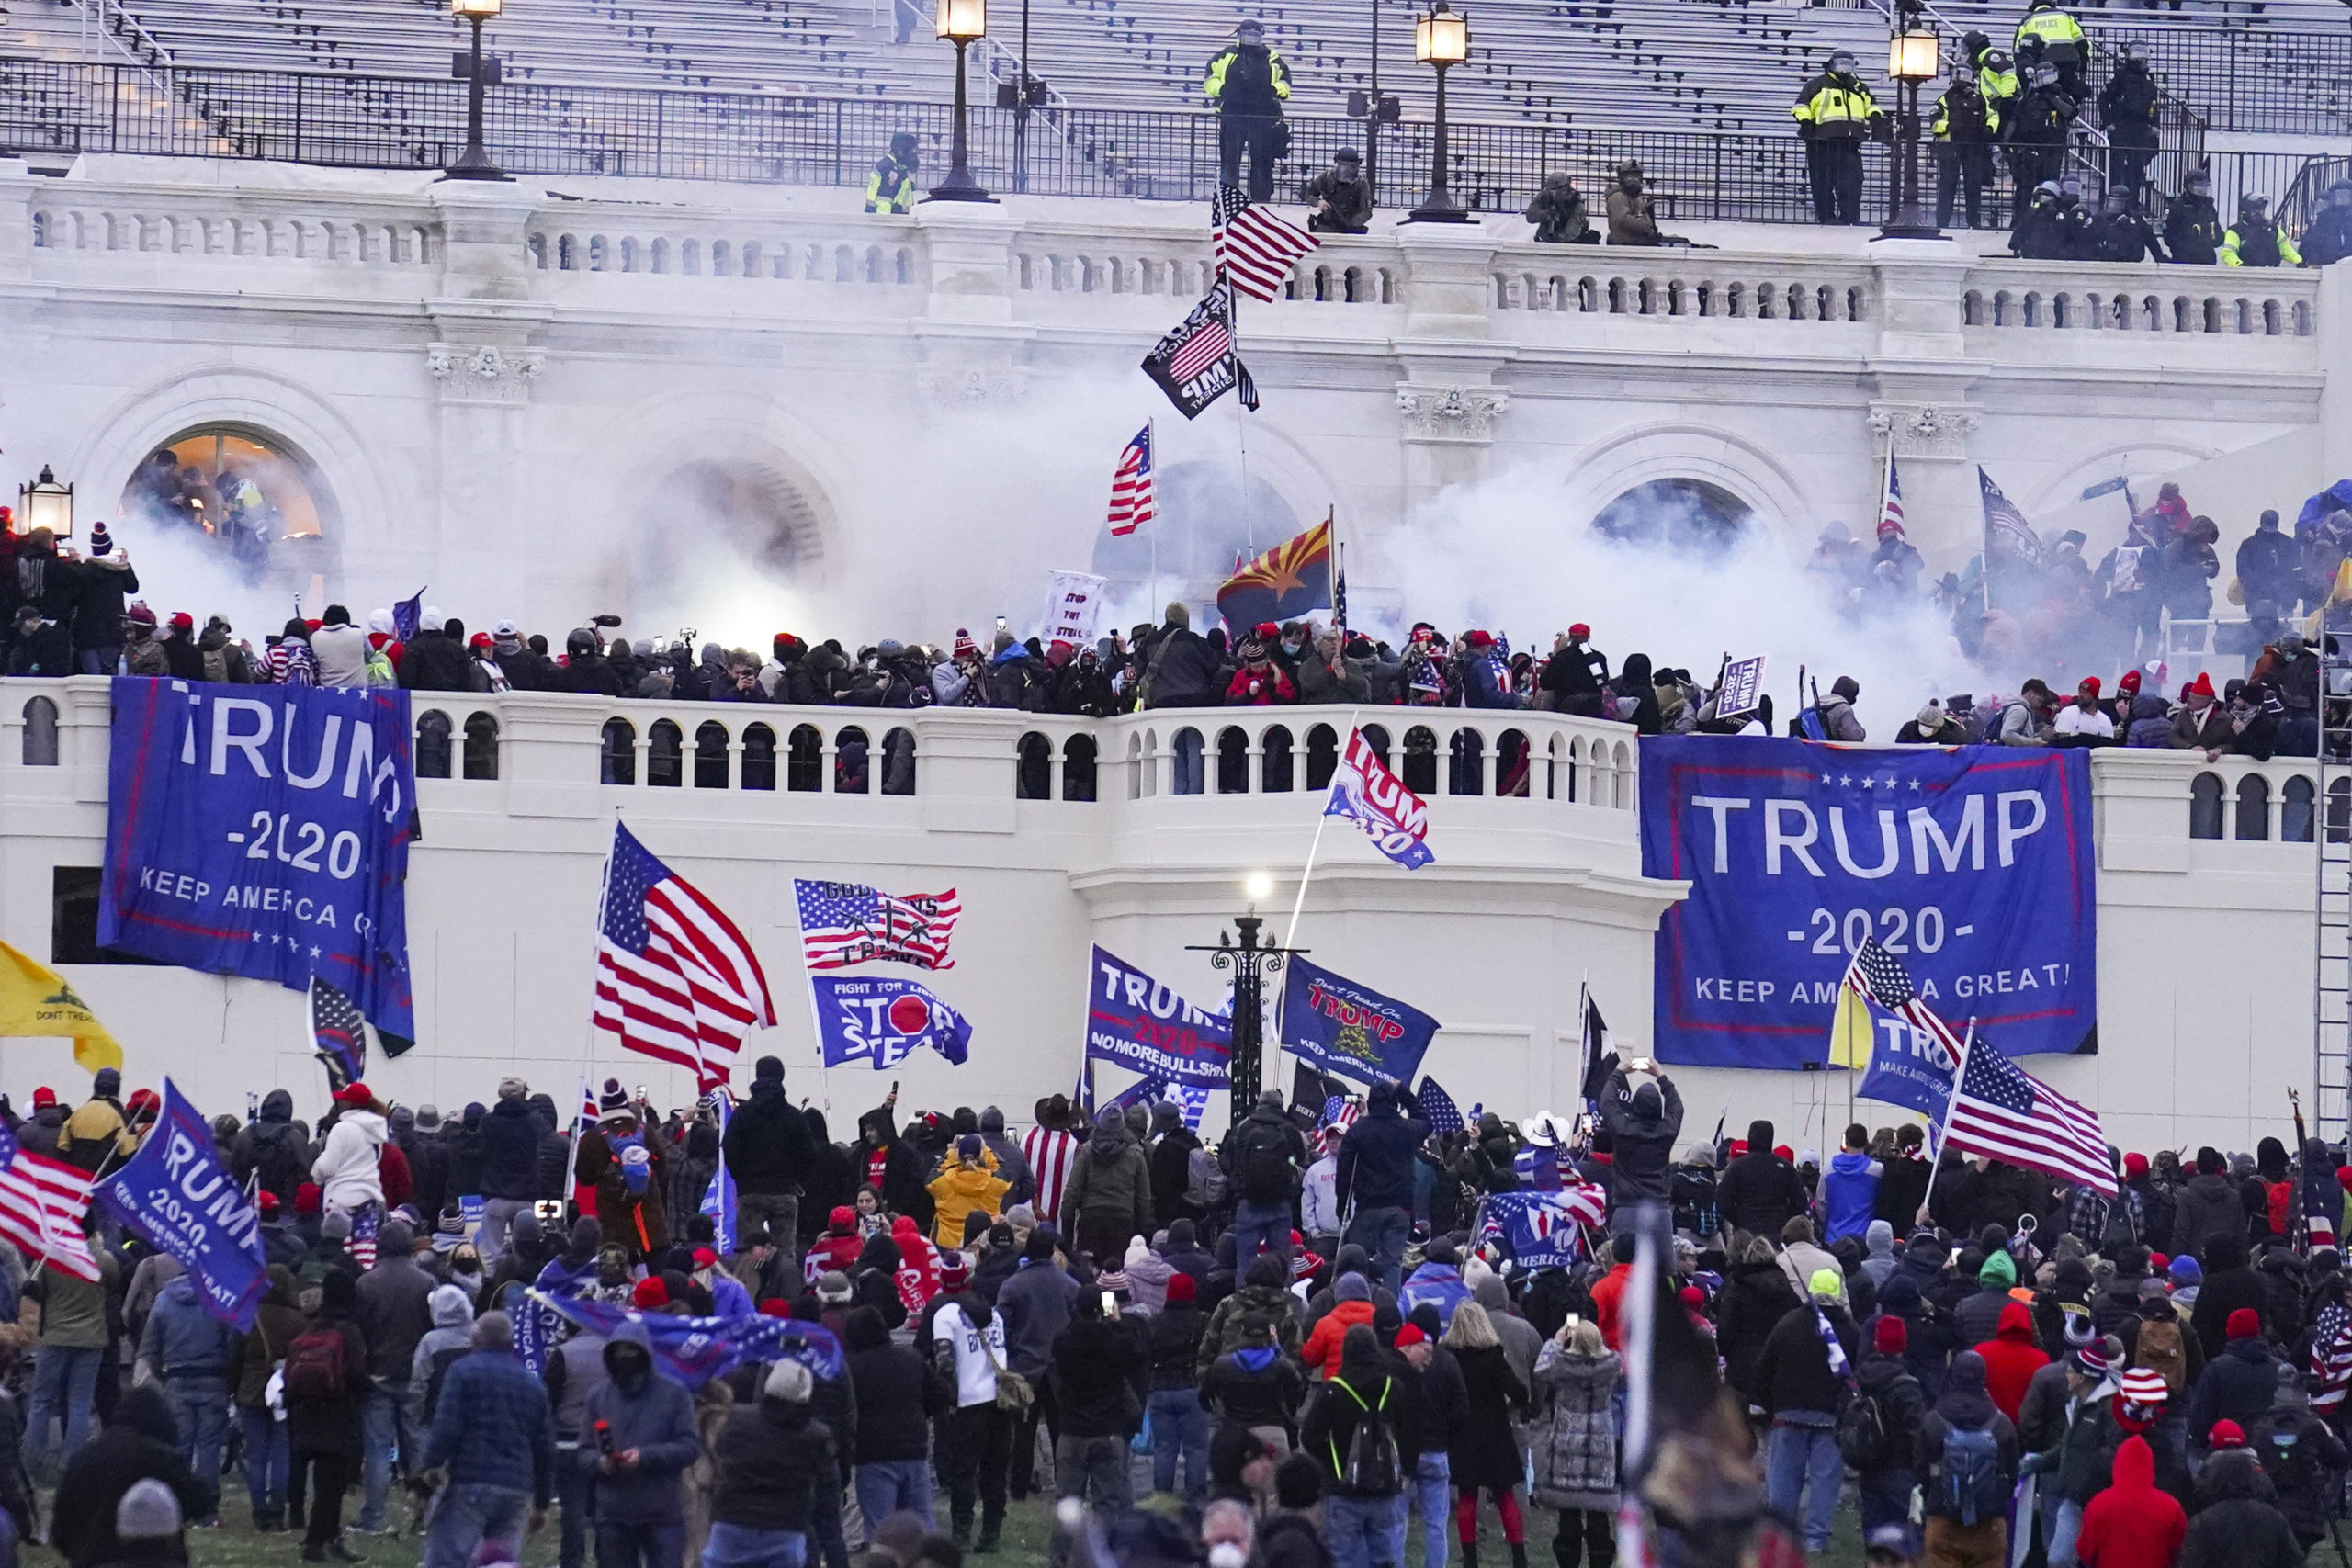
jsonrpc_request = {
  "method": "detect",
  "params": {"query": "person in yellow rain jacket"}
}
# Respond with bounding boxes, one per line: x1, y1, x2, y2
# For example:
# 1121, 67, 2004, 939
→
864, 131, 919, 214
2222, 194, 2303, 267
1204, 19, 1291, 202
1792, 51, 1884, 226
1930, 73, 1999, 230
2013, 0, 2086, 94
927, 1134, 1011, 1248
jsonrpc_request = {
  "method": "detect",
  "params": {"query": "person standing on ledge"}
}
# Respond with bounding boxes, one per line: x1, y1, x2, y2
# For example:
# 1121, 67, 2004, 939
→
1792, 50, 1883, 226
1204, 19, 1290, 204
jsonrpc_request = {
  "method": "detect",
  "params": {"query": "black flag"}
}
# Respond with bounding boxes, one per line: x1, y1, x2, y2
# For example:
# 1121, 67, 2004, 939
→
1141, 280, 1240, 420
1578, 990, 1617, 1103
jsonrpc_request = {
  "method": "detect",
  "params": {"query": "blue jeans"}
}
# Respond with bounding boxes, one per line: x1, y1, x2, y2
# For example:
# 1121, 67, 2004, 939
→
1345, 1205, 1412, 1295
1171, 729, 1204, 795
240, 1408, 289, 1523
1326, 1493, 1407, 1568
1766, 1419, 1842, 1554
599, 1520, 687, 1568
164, 1374, 230, 1520
422, 1482, 534, 1568
26, 1344, 103, 1475
702, 1521, 808, 1568
854, 1459, 934, 1530
78, 646, 121, 676
1858, 1467, 1914, 1535
1410, 1451, 1452, 1568
1147, 1389, 1209, 1498
2047, 1496, 2083, 1568
1232, 1201, 1292, 1266
358, 1380, 416, 1530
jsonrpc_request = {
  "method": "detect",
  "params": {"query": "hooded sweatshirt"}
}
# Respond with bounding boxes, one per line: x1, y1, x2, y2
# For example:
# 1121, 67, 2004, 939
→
412, 1282, 479, 1389
2075, 1435, 2187, 1568
1973, 1300, 2050, 1423
1821, 1149, 1883, 1245
1860, 1221, 1900, 1290
311, 1108, 388, 1213
578, 1321, 702, 1524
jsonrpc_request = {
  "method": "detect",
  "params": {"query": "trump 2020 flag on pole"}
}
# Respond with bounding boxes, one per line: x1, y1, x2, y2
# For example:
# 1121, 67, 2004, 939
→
594, 823, 777, 1093
1141, 280, 1241, 421
1106, 425, 1156, 536
309, 975, 368, 1093
811, 976, 972, 1068
1324, 727, 1434, 870
390, 590, 426, 645
96, 1077, 266, 1330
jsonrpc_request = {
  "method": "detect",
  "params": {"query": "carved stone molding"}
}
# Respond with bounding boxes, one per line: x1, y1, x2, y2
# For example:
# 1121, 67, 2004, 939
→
915, 365, 1028, 406
1867, 401, 1979, 460
427, 342, 544, 405
1396, 384, 1508, 445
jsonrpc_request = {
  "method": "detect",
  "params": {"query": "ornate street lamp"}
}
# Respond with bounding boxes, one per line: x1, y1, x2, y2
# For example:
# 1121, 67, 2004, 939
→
1879, 0, 1944, 240
928, 0, 996, 203
1192, 874, 1306, 1132
17, 466, 73, 538
1405, 1, 1473, 223
445, 0, 509, 182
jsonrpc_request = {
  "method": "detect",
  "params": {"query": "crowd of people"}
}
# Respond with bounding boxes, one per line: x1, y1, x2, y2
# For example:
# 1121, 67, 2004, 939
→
1, 1055, 2350, 1568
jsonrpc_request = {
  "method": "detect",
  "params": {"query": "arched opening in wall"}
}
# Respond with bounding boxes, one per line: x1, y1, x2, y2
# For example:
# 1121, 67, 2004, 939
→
695, 721, 730, 789
1590, 478, 1753, 556
1090, 460, 1302, 625
623, 458, 828, 636
2188, 772, 2223, 840
2234, 774, 2269, 840
20, 697, 59, 766
742, 723, 778, 791
1216, 727, 1250, 795
462, 712, 500, 780
1449, 727, 1484, 795
415, 710, 453, 780
1497, 728, 1530, 797
881, 728, 917, 796
1261, 726, 1294, 794
1170, 727, 1204, 795
602, 717, 637, 785
1360, 723, 1391, 773
1063, 735, 1098, 801
1016, 732, 1053, 800
786, 724, 822, 792
1306, 724, 1339, 790
648, 719, 684, 787
1401, 725, 1439, 795
2285, 775, 2315, 842
834, 726, 870, 794
119, 425, 339, 592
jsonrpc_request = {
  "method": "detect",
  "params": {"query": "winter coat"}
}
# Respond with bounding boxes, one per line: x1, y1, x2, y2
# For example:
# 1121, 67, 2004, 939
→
854, 1111, 933, 1231
1303, 1301, 1377, 1380
925, 1156, 1010, 1249
138, 1275, 235, 1380
355, 1252, 437, 1382
1873, 1155, 1933, 1230
232, 1091, 311, 1207
1051, 1314, 1148, 1438
1597, 1072, 1681, 1205
1853, 1352, 1928, 1476
576, 1122, 670, 1258
478, 1097, 546, 1202
1148, 1126, 1203, 1227
723, 1080, 813, 1197
1061, 1114, 1153, 1241
1335, 1100, 1427, 1213
1718, 1259, 1802, 1402
1141, 622, 1224, 709
996, 1259, 1080, 1382
310, 1109, 387, 1213
1820, 1151, 1882, 1244
1199, 1281, 1306, 1378
1298, 1366, 1417, 1500
1447, 1342, 1530, 1490
1756, 1301, 1859, 1417
580, 1327, 702, 1524
2187, 1335, 2279, 1445
285, 1306, 371, 1461
51, 1387, 215, 1568
1972, 1301, 2049, 1422
2179, 1451, 2304, 1568
1914, 1358, 2018, 1519
2171, 1173, 2245, 1261
2189, 1257, 2269, 1364
1201, 1347, 1307, 1436
1717, 1130, 1808, 1236
709, 1393, 834, 1535
1146, 1303, 1207, 1393
2074, 1435, 2186, 1568
1529, 1344, 1620, 1511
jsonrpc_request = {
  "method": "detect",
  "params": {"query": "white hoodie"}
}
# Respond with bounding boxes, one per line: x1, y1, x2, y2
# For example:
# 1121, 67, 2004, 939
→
311, 1108, 387, 1213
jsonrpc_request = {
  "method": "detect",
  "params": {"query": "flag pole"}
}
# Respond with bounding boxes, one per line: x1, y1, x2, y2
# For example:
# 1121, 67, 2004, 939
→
1916, 1016, 1976, 1227
792, 903, 834, 1117
1281, 705, 1361, 953
580, 811, 619, 1127
1147, 418, 1160, 621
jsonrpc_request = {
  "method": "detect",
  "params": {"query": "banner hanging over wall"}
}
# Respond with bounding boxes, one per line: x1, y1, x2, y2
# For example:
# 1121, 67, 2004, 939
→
99, 678, 418, 1041
1639, 736, 2095, 1069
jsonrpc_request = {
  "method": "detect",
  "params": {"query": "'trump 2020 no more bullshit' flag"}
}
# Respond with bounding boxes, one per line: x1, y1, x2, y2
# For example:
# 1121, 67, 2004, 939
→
1084, 945, 1232, 1089
1142, 279, 1251, 421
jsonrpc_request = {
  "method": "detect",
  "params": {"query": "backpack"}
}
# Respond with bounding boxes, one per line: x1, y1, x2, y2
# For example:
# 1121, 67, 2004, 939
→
1185, 1145, 1229, 1212
1234, 1123, 1297, 1206
201, 646, 231, 684
421, 1344, 469, 1425
283, 1324, 347, 1403
1330, 1377, 1402, 1494
1939, 1424, 2005, 1527
1836, 1382, 1892, 1469
2134, 1317, 2188, 1393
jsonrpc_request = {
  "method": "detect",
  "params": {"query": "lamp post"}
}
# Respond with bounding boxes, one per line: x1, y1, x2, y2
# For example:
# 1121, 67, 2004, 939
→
928, 0, 995, 203
1405, 1, 1472, 223
1879, 0, 1943, 240
16, 466, 73, 538
1190, 875, 1305, 1133
444, 0, 508, 182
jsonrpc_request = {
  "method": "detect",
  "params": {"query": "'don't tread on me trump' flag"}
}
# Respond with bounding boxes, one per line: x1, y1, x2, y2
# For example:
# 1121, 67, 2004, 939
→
0, 940, 123, 1073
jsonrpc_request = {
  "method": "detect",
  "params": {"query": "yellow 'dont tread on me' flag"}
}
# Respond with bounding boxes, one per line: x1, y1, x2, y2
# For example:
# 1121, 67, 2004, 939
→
0, 939, 124, 1073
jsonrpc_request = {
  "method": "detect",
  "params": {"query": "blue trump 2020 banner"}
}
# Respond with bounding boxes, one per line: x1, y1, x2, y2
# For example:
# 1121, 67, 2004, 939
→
1085, 945, 1232, 1089
1640, 736, 2096, 1068
813, 976, 971, 1068
1280, 957, 1439, 1089
99, 678, 417, 1040
96, 1078, 266, 1331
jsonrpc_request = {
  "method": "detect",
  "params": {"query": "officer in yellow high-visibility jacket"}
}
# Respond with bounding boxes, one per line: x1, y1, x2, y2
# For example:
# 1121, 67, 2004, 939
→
2222, 195, 2304, 267
864, 131, 919, 214
1204, 18, 1291, 202
2013, 0, 2086, 94
1792, 51, 1884, 226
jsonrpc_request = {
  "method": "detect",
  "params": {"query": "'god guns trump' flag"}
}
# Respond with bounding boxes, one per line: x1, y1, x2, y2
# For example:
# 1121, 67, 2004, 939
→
1324, 727, 1433, 869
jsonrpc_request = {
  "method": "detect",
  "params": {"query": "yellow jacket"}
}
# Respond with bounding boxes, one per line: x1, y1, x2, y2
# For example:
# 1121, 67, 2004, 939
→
927, 1158, 1011, 1247
1204, 43, 1291, 111
1792, 73, 1880, 138
2014, 6, 2085, 59
58, 1097, 130, 1171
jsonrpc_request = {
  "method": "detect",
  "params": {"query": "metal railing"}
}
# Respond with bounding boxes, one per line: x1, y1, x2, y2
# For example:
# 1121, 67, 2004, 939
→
2087, 24, 2352, 136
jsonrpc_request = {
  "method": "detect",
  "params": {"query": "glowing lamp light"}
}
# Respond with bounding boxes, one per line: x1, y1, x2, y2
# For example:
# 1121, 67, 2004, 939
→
1244, 871, 1275, 902
936, 0, 986, 43
1415, 2, 1468, 66
451, 0, 502, 17
18, 466, 73, 538
1888, 29, 1938, 82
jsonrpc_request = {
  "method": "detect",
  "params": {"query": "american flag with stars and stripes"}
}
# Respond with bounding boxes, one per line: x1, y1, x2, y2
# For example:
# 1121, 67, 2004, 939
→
1946, 1038, 2116, 1196
1022, 1123, 1080, 1229
1878, 456, 1905, 537
1168, 296, 1235, 384
309, 975, 368, 1093
594, 822, 778, 1093
1320, 1095, 1362, 1133
1980, 465, 2043, 565
793, 879, 961, 972
346, 1201, 380, 1270
1843, 938, 1963, 1054
1413, 1077, 1465, 1139
0, 1123, 100, 1280
1105, 423, 1156, 536
1211, 184, 1320, 303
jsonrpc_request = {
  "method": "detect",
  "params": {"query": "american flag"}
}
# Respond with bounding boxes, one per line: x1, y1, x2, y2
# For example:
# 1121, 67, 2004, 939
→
1320, 1095, 1361, 1132
1168, 299, 1234, 384
1211, 184, 1319, 303
309, 975, 367, 1093
594, 822, 777, 1093
1106, 423, 1156, 536
0, 1123, 100, 1281
1236, 357, 1261, 413
2311, 1302, 2352, 1415
1878, 456, 1905, 536
347, 1201, 379, 1270
1842, 938, 1964, 1055
1414, 1077, 1465, 1139
1022, 1124, 1080, 1228
793, 879, 961, 972
1980, 466, 2043, 565
1946, 1038, 2116, 1195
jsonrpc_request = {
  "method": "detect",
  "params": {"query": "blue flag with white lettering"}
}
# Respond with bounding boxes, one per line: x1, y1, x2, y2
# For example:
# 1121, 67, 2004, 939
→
1083, 945, 1232, 1090
1280, 957, 1438, 1090
98, 678, 417, 1042
533, 1291, 843, 1390
96, 1078, 266, 1332
812, 976, 971, 1068
1639, 736, 2095, 1069
1857, 1016, 1960, 1133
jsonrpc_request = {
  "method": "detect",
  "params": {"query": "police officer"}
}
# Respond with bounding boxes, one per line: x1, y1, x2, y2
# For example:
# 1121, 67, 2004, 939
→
2013, 0, 2086, 96
1524, 173, 1598, 243
1204, 18, 1291, 202
864, 131, 919, 214
1792, 50, 1883, 225
2162, 168, 2222, 264
1301, 147, 1371, 233
2052, 174, 2094, 257
2004, 62, 2076, 222
2010, 179, 2067, 259
1930, 69, 1997, 229
2222, 194, 2303, 267
2301, 179, 2352, 267
2098, 40, 2161, 201
2087, 187, 2166, 263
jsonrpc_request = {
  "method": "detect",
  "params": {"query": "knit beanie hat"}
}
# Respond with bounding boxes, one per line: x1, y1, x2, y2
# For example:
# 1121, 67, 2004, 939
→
2227, 1308, 2262, 1341
1874, 1316, 1908, 1355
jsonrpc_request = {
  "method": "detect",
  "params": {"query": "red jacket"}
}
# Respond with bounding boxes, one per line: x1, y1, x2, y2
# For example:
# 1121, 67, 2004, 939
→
1224, 666, 1296, 705
2075, 1435, 2187, 1568
1302, 1300, 1376, 1379
1973, 1301, 2050, 1423
1590, 1263, 1635, 1350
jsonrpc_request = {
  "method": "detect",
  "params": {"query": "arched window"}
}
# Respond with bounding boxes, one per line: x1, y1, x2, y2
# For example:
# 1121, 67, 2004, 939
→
741, 724, 777, 791
786, 724, 822, 792
694, 721, 730, 789
1216, 727, 1250, 795
834, 726, 870, 794
462, 712, 499, 780
1361, 724, 1391, 772
1401, 726, 1439, 795
1063, 735, 1099, 802
648, 719, 684, 788
1448, 727, 1485, 796
1171, 728, 1204, 795
881, 728, 917, 796
601, 717, 636, 785
2188, 772, 2223, 840
1306, 724, 1340, 791
2284, 774, 2315, 842
415, 710, 453, 780
2234, 773, 2270, 840
1016, 732, 1053, 800
1497, 728, 1530, 798
2333, 779, 2352, 846
19, 696, 58, 766
1261, 726, 1295, 794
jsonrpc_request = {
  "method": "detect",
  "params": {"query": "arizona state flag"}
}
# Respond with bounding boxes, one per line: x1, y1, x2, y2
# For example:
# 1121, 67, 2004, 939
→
1217, 514, 1333, 626
0, 940, 123, 1073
